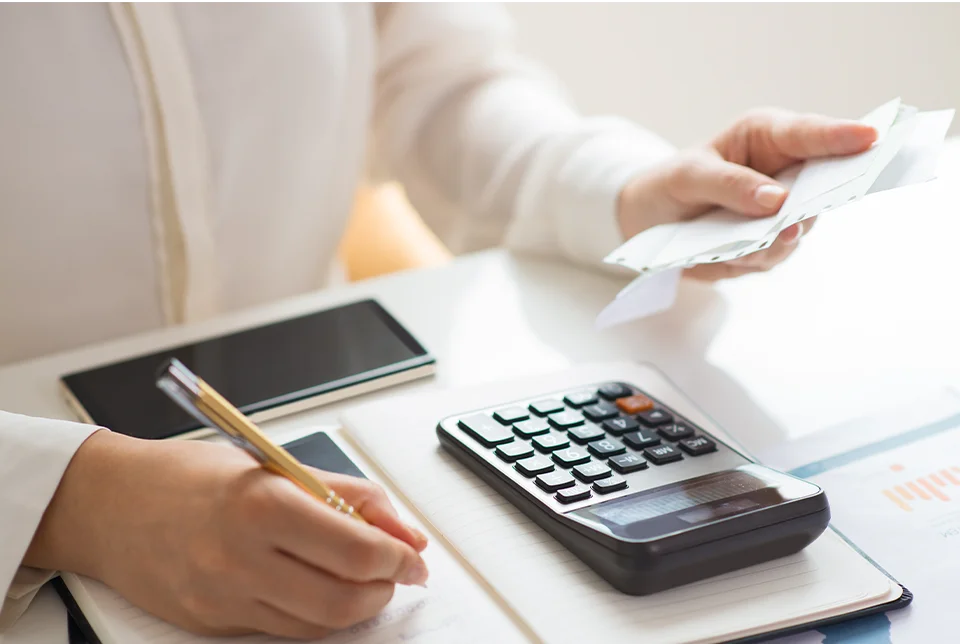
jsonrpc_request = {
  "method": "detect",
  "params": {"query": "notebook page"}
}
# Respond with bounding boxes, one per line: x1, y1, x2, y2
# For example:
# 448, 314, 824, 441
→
340, 364, 899, 644
61, 429, 525, 644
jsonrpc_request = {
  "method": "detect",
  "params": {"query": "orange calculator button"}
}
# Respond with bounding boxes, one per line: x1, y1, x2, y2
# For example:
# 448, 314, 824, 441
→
616, 395, 655, 414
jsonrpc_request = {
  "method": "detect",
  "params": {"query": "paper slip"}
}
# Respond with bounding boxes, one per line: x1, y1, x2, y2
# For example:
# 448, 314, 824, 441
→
596, 99, 954, 328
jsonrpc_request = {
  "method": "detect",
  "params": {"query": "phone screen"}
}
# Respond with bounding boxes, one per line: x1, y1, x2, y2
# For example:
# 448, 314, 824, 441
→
62, 300, 432, 439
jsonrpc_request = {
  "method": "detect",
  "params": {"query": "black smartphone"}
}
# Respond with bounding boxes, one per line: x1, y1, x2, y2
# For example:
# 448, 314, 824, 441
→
60, 299, 435, 440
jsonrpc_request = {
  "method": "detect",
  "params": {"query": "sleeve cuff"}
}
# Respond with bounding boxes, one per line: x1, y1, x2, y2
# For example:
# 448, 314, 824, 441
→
507, 116, 677, 270
0, 412, 101, 627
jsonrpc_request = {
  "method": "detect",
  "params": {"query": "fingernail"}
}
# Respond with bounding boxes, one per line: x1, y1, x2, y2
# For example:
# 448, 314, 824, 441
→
840, 124, 878, 148
407, 525, 429, 550
400, 558, 429, 587
754, 184, 787, 209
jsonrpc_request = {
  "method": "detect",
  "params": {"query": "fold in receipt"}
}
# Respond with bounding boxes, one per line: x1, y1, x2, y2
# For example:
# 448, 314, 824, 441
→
597, 98, 954, 329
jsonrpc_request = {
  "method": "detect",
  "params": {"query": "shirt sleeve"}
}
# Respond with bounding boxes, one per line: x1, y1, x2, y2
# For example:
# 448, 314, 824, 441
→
0, 412, 101, 631
370, 2, 677, 271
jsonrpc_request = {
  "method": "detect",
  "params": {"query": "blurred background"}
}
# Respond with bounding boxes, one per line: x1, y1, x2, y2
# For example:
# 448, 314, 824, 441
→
507, 3, 960, 147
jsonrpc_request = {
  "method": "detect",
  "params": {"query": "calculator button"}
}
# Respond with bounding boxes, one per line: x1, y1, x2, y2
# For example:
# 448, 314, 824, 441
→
622, 428, 661, 450
601, 417, 639, 436
513, 418, 550, 438
658, 423, 696, 441
679, 435, 718, 456
495, 441, 535, 462
548, 410, 585, 429
458, 414, 515, 447
552, 447, 592, 467
568, 423, 606, 444
536, 470, 576, 492
587, 438, 626, 457
564, 391, 598, 408
598, 383, 632, 400
637, 408, 673, 426
573, 462, 613, 482
609, 453, 649, 474
529, 399, 565, 416
643, 444, 684, 465
593, 476, 628, 494
582, 402, 619, 422
493, 406, 529, 424
515, 455, 555, 477
615, 394, 655, 414
532, 433, 570, 453
556, 484, 592, 504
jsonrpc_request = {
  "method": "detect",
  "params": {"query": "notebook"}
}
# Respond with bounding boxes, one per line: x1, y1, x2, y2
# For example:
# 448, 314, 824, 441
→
340, 362, 911, 644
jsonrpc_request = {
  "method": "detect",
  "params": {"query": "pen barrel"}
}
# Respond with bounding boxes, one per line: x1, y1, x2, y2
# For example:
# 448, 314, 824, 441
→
263, 462, 367, 524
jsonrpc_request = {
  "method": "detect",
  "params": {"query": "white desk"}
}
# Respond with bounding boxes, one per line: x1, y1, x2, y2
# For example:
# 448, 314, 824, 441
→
3, 141, 957, 642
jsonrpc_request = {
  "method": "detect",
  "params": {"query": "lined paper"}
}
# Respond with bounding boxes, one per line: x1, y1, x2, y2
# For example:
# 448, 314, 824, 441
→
341, 364, 900, 644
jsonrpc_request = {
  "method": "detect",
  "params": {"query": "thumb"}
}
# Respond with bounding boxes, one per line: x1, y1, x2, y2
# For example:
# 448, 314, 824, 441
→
671, 155, 788, 217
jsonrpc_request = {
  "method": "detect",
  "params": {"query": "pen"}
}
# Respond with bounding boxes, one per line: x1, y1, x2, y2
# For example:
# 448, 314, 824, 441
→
155, 357, 366, 524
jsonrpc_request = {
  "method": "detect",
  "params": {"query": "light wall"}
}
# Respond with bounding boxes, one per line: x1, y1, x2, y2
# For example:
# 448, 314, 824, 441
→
507, 3, 960, 148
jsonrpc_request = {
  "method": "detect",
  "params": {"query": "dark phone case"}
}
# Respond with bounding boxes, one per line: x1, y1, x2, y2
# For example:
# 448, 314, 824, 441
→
56, 431, 364, 644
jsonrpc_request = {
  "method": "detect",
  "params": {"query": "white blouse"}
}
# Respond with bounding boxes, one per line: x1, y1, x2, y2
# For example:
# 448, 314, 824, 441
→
0, 2, 675, 627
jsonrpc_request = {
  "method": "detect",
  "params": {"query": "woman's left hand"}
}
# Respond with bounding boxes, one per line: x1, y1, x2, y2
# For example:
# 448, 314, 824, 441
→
617, 109, 878, 281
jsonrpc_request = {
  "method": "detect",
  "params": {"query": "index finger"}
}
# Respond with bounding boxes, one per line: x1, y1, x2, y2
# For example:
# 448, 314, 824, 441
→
318, 471, 429, 553
768, 111, 878, 161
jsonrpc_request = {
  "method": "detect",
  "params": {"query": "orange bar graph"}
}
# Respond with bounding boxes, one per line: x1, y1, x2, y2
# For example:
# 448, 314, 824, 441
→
883, 490, 912, 512
919, 478, 949, 501
907, 481, 930, 500
895, 485, 913, 500
883, 464, 960, 512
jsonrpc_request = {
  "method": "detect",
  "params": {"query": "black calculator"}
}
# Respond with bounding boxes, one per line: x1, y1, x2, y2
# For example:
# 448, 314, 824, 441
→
437, 381, 830, 595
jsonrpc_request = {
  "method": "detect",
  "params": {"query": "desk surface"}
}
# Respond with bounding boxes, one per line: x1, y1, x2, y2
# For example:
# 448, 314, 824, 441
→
3, 141, 958, 642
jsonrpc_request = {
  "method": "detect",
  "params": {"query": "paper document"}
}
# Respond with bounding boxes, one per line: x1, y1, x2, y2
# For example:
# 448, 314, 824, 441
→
760, 389, 960, 644
597, 98, 955, 329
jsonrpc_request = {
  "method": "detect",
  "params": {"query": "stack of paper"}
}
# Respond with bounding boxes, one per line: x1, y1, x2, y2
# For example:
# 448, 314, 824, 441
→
596, 98, 954, 329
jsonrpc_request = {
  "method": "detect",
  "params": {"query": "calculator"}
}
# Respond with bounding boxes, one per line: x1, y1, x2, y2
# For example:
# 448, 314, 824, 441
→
436, 381, 830, 595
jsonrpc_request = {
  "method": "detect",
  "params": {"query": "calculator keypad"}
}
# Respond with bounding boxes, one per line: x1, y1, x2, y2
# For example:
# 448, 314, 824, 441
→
448, 381, 735, 512
587, 438, 626, 458
582, 402, 619, 422
532, 433, 570, 453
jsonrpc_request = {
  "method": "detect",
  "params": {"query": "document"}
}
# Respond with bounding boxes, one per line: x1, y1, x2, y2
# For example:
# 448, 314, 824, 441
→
760, 389, 960, 644
596, 98, 955, 329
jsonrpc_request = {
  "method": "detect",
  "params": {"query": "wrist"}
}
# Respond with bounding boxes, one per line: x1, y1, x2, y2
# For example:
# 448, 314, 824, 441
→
23, 429, 137, 581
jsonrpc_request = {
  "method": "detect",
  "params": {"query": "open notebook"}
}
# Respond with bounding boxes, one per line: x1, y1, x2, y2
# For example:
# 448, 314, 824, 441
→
54, 363, 909, 643
340, 362, 910, 644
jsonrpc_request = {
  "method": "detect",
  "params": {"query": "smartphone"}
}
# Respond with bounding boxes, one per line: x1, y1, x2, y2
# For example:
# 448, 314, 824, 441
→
60, 299, 435, 440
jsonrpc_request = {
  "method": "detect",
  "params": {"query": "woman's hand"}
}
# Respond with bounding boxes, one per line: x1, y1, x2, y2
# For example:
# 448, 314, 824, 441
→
617, 109, 878, 281
25, 430, 428, 639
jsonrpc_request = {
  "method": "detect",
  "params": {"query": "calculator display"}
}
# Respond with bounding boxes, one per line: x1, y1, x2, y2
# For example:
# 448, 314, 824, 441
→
572, 464, 819, 542
588, 471, 768, 527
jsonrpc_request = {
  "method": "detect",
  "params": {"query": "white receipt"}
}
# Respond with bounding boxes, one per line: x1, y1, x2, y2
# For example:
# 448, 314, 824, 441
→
598, 98, 955, 328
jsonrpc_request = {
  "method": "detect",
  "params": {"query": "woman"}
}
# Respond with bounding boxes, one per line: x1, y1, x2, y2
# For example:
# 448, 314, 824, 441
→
0, 3, 877, 639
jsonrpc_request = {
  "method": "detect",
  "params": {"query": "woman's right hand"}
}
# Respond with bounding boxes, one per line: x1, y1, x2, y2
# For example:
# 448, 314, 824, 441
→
24, 430, 429, 639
